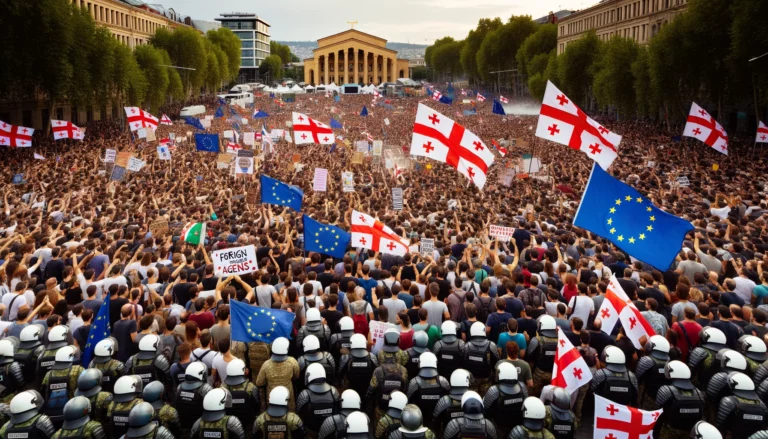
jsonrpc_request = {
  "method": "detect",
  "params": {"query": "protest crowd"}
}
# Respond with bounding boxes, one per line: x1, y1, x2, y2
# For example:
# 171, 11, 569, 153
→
0, 87, 766, 439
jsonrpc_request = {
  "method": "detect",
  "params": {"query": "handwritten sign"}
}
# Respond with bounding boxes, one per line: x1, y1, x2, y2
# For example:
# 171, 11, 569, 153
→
223, 130, 234, 139
243, 132, 255, 146
127, 157, 145, 172
420, 238, 434, 257
149, 220, 169, 237
372, 140, 383, 156
392, 187, 403, 211
145, 128, 156, 142
351, 152, 364, 165
677, 176, 690, 187
235, 149, 254, 175
489, 224, 515, 242
369, 320, 397, 355
342, 171, 355, 192
104, 149, 116, 163
212, 245, 258, 276
356, 141, 369, 153
110, 166, 126, 181
313, 168, 328, 192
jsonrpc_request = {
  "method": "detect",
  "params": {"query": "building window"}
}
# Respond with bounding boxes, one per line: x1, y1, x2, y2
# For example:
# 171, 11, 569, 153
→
233, 31, 252, 40
241, 40, 254, 48
241, 58, 255, 67
242, 49, 254, 57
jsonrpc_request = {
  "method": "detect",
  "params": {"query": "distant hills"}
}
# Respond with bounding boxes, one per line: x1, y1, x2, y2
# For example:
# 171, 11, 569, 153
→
278, 41, 427, 61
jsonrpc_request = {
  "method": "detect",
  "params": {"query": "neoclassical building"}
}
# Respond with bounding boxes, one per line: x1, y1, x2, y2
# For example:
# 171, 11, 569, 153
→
303, 29, 410, 86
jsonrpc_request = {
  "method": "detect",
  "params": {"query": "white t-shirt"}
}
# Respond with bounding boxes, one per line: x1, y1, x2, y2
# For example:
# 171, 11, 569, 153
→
568, 295, 595, 323
192, 348, 216, 371
1, 293, 26, 321
710, 206, 731, 221
211, 353, 231, 381
299, 295, 324, 310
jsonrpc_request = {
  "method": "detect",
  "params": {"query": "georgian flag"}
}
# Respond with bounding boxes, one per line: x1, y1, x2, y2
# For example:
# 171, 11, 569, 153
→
536, 81, 621, 170
160, 114, 173, 125
476, 93, 486, 102
598, 275, 656, 349
461, 89, 467, 96
491, 139, 507, 157
124, 107, 159, 131
594, 395, 662, 439
373, 90, 381, 98
552, 328, 593, 394
51, 120, 84, 140
500, 95, 509, 104
350, 210, 409, 256
0, 121, 34, 147
683, 102, 728, 155
432, 90, 443, 102
755, 121, 768, 144
292, 112, 335, 145
226, 142, 242, 153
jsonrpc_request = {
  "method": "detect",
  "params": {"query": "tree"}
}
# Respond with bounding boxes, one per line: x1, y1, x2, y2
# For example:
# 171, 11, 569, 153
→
648, 16, 698, 119
476, 16, 536, 82
516, 24, 557, 77
460, 18, 503, 83
204, 50, 221, 93
431, 40, 464, 79
528, 50, 558, 101
556, 31, 601, 107
685, 0, 731, 116
151, 27, 207, 96
259, 55, 284, 82
89, 27, 117, 104
270, 41, 292, 65
425, 37, 456, 67
207, 28, 241, 84
111, 43, 145, 106
162, 50, 184, 101
631, 47, 653, 118
728, 0, 768, 115
592, 37, 641, 116
134, 44, 169, 111
411, 66, 428, 80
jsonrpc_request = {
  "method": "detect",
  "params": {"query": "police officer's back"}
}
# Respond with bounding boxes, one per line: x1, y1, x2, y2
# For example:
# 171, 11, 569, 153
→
339, 334, 378, 405
318, 389, 361, 439
190, 388, 246, 439
636, 335, 671, 410
141, 381, 180, 438
221, 358, 259, 435
125, 334, 170, 388
386, 404, 437, 439
374, 391, 407, 439
175, 361, 213, 435
527, 316, 559, 397
366, 335, 408, 425
405, 352, 449, 431
37, 326, 74, 384
297, 308, 331, 355
298, 335, 337, 391
716, 372, 768, 439
377, 329, 408, 368
106, 375, 145, 439
297, 363, 341, 436
253, 386, 306, 439
738, 335, 767, 377
543, 387, 576, 439
74, 368, 113, 425
591, 346, 638, 407
656, 361, 705, 438
40, 346, 83, 429
508, 397, 555, 439
432, 322, 465, 380
483, 362, 528, 439
463, 322, 499, 395
0, 338, 25, 402
0, 391, 56, 439
15, 325, 46, 387
689, 327, 727, 386
88, 337, 125, 394
120, 402, 175, 439
433, 369, 472, 437
443, 391, 497, 439
51, 396, 105, 439
330, 317, 355, 365
404, 331, 429, 380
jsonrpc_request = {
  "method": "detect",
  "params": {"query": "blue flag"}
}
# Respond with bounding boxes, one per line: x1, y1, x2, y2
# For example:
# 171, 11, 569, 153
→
574, 164, 694, 270
329, 143, 337, 153
439, 95, 453, 105
215, 106, 224, 118
230, 300, 295, 343
334, 95, 340, 102
360, 106, 369, 117
253, 110, 269, 119
330, 118, 343, 129
81, 294, 110, 367
493, 100, 506, 115
303, 215, 350, 259
195, 134, 220, 153
269, 93, 275, 98
426, 88, 433, 97
185, 116, 205, 130
230, 106, 237, 116
261, 175, 303, 211
463, 109, 477, 116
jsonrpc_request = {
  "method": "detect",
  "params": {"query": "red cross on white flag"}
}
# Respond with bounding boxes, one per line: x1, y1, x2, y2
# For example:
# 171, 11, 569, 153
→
594, 395, 662, 439
350, 210, 409, 256
432, 90, 443, 101
536, 81, 621, 170
683, 102, 728, 155
551, 327, 593, 394
124, 107, 159, 131
500, 95, 509, 104
160, 114, 173, 126
597, 275, 656, 349
756, 121, 768, 144
51, 120, 84, 141
410, 103, 495, 190
0, 121, 34, 147
476, 93, 486, 102
292, 112, 335, 145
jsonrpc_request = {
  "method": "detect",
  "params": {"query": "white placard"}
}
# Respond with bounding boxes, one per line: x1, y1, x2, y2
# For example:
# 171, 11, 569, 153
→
385, 159, 394, 169
372, 140, 383, 156
241, 118, 248, 125
212, 245, 258, 275
205, 115, 214, 121
127, 157, 146, 172
243, 132, 255, 146
201, 119, 211, 128
104, 149, 116, 163
420, 238, 434, 257
223, 130, 234, 139
384, 118, 390, 126
313, 168, 328, 192
677, 176, 690, 187
355, 141, 369, 153
137, 128, 147, 139
157, 145, 171, 161
342, 171, 355, 192
369, 320, 397, 355
489, 224, 515, 241
522, 157, 542, 173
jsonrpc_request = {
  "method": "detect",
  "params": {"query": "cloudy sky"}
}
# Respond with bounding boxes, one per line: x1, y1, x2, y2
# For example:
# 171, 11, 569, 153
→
156, 0, 590, 43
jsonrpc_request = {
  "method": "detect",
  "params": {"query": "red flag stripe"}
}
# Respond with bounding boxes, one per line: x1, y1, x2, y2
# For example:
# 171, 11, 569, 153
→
687, 115, 727, 146
294, 117, 332, 143
413, 122, 489, 174
539, 104, 617, 152
596, 406, 656, 439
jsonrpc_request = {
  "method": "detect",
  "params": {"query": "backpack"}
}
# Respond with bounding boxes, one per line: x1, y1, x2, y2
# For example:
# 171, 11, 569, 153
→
521, 288, 544, 308
477, 296, 493, 324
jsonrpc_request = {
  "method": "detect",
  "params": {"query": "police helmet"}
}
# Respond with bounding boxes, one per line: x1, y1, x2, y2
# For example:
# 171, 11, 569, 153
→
350, 334, 368, 358
602, 345, 627, 373
52, 345, 76, 370
62, 396, 91, 430
202, 388, 232, 422
0, 339, 16, 365
717, 349, 748, 373
412, 331, 429, 354
93, 337, 118, 364
126, 402, 157, 438
184, 361, 208, 388
399, 404, 428, 434
142, 381, 166, 410
727, 372, 757, 400
551, 386, 572, 412
304, 362, 327, 386
345, 411, 370, 437
450, 369, 472, 395
647, 335, 671, 361
340, 389, 361, 413
522, 396, 546, 430
47, 325, 70, 350
537, 315, 557, 337
271, 337, 290, 362
383, 328, 401, 353
441, 321, 458, 338
224, 358, 248, 386
339, 316, 354, 332
387, 391, 408, 419
267, 386, 291, 417
469, 321, 486, 339
137, 334, 160, 360
306, 308, 322, 328
461, 391, 484, 420
700, 327, 726, 351
690, 421, 723, 439
19, 324, 45, 350
75, 368, 103, 398
738, 335, 767, 362
417, 352, 438, 379
10, 391, 44, 424
114, 375, 143, 403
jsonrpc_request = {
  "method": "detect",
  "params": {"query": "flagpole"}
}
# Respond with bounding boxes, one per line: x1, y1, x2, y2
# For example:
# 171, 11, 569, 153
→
528, 137, 537, 174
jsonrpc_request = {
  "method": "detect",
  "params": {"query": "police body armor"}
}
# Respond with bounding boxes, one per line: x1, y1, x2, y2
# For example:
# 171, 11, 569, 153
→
465, 341, 491, 379
405, 348, 421, 380
383, 416, 402, 439
15, 346, 44, 384
643, 357, 669, 401
131, 357, 158, 387
264, 418, 290, 439
305, 328, 329, 352
535, 336, 558, 373
550, 407, 575, 439
331, 334, 352, 364
112, 399, 142, 438
42, 372, 70, 422
437, 342, 461, 380
413, 377, 443, 422
305, 355, 335, 386
177, 384, 205, 429
732, 399, 768, 439
37, 350, 57, 379
227, 383, 256, 430
347, 354, 374, 395
305, 389, 338, 432
5, 415, 49, 439
93, 361, 120, 394
495, 384, 525, 430
200, 417, 230, 439
377, 364, 406, 410
0, 363, 19, 396
441, 396, 464, 428
172, 361, 188, 389
666, 387, 704, 431
599, 372, 636, 406
458, 418, 487, 439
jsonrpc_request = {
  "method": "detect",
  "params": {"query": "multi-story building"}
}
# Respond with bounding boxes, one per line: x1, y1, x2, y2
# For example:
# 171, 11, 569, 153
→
408, 58, 425, 78
556, 0, 688, 54
215, 13, 271, 83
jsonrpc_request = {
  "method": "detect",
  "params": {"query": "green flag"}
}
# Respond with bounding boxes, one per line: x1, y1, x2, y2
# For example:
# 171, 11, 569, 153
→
181, 222, 206, 245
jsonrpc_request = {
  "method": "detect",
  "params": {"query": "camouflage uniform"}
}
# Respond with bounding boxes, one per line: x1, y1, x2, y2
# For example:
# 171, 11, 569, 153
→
509, 425, 556, 439
366, 364, 408, 425
233, 341, 271, 384
527, 335, 558, 398
190, 415, 246, 439
375, 414, 400, 439
83, 391, 113, 424
125, 355, 171, 388
255, 358, 300, 412
40, 366, 84, 399
126, 425, 175, 439
15, 344, 45, 389
152, 404, 181, 438
88, 358, 125, 393
377, 350, 409, 368
51, 420, 106, 439
253, 412, 306, 439
221, 380, 260, 437
105, 399, 144, 438
386, 429, 437, 439
0, 413, 56, 439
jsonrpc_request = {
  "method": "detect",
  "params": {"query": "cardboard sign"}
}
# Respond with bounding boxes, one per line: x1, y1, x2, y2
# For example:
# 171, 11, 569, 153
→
243, 132, 255, 146
677, 176, 690, 187
489, 224, 515, 241
241, 118, 248, 125
313, 168, 328, 192
127, 157, 145, 172
104, 149, 116, 163
384, 118, 390, 126
201, 119, 211, 129
223, 130, 234, 139
149, 220, 169, 237
246, 188, 259, 204
212, 244, 258, 275
392, 187, 403, 211
285, 121, 293, 128
372, 140, 383, 156
110, 166, 126, 181
342, 171, 355, 192
205, 115, 214, 121
145, 128, 156, 142
235, 149, 254, 175
351, 152, 364, 164
157, 145, 171, 161
356, 141, 369, 153
522, 157, 542, 173
116, 152, 132, 168
137, 128, 147, 139
420, 238, 434, 257
646, 160, 655, 168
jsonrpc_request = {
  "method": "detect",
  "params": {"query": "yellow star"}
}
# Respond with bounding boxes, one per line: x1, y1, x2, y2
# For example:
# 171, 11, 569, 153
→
649, 216, 655, 222
607, 218, 613, 225
271, 316, 275, 320
615, 199, 622, 205
625, 195, 632, 201
629, 237, 635, 244
636, 197, 642, 203
610, 207, 616, 214
316, 240, 319, 243
610, 227, 616, 234
639, 234, 646, 240
315, 232, 319, 236
617, 235, 624, 242
647, 225, 653, 232
646, 206, 652, 212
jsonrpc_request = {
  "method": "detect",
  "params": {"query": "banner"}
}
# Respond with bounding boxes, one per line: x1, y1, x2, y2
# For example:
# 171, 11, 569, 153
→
372, 140, 383, 156
217, 153, 234, 170
356, 141, 369, 153
223, 130, 234, 139
420, 238, 434, 257
489, 224, 515, 241
313, 168, 328, 191
116, 152, 132, 168
157, 145, 171, 161
110, 166, 126, 181
212, 245, 258, 275
392, 187, 403, 210
352, 152, 364, 164
127, 157, 145, 172
342, 171, 355, 192
104, 149, 116, 163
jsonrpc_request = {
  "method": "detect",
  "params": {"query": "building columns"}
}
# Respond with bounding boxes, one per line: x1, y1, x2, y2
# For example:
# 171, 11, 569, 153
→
353, 49, 358, 85
323, 54, 328, 85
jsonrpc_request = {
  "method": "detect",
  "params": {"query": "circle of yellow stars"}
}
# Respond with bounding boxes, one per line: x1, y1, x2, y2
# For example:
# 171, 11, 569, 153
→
606, 194, 655, 245
85, 313, 109, 350
314, 225, 342, 254
246, 308, 278, 339
271, 182, 301, 208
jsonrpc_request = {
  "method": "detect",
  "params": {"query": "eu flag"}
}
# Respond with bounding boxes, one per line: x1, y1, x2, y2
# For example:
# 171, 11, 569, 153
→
215, 106, 224, 118
574, 164, 694, 270
230, 300, 295, 343
261, 175, 303, 211
303, 215, 350, 259
81, 294, 110, 367
438, 95, 453, 105
360, 106, 369, 117
185, 116, 205, 130
330, 118, 343, 129
195, 134, 220, 153
493, 100, 506, 115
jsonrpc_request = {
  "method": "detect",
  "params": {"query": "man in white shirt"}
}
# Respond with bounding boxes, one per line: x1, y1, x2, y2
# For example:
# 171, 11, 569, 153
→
1, 282, 28, 321
733, 268, 757, 304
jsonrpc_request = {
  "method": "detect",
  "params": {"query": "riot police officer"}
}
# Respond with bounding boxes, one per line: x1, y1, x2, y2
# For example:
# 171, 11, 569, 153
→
738, 335, 767, 376
74, 368, 113, 424
378, 329, 408, 367
297, 308, 332, 354
51, 396, 105, 439
123, 402, 176, 439
15, 324, 46, 386
299, 335, 338, 390
142, 381, 180, 438
716, 372, 768, 439
330, 316, 355, 365
0, 391, 56, 439
508, 397, 555, 439
707, 350, 750, 421
526, 315, 558, 397
636, 335, 671, 410
297, 363, 341, 438
404, 331, 429, 380
591, 346, 639, 406
483, 363, 527, 439
253, 386, 307, 439
106, 375, 144, 438
125, 334, 171, 388
344, 411, 371, 439
89, 337, 125, 393
443, 391, 497, 439
190, 388, 246, 439
367, 343, 408, 426
386, 404, 436, 439
37, 326, 76, 383
433, 369, 472, 437
374, 391, 407, 439
339, 334, 378, 403
689, 327, 727, 386
221, 358, 259, 436
464, 322, 499, 395
543, 387, 575, 439
40, 345, 83, 429
0, 338, 25, 402
690, 421, 722, 439
318, 389, 362, 439
405, 352, 449, 431
656, 361, 705, 439
432, 322, 465, 380
176, 361, 213, 436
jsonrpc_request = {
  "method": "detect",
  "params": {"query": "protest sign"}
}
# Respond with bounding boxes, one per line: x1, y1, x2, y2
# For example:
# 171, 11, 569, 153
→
243, 132, 255, 145
677, 176, 690, 187
212, 245, 258, 275
342, 171, 355, 192
313, 168, 328, 192
420, 238, 434, 257
372, 140, 383, 156
352, 152, 364, 164
235, 150, 254, 175
285, 121, 293, 128
369, 320, 397, 355
356, 141, 369, 153
385, 159, 394, 169
392, 187, 403, 210
157, 145, 171, 161
246, 188, 259, 204
145, 128, 156, 142
149, 220, 169, 237
110, 166, 126, 181
241, 118, 248, 125
201, 119, 211, 129
104, 149, 116, 163
137, 128, 147, 139
127, 157, 145, 172
169, 133, 176, 141
646, 160, 655, 168
384, 118, 390, 126
11, 174, 24, 185
223, 130, 234, 139
489, 224, 515, 241
116, 152, 132, 168
217, 153, 234, 170
205, 115, 213, 121
522, 156, 542, 173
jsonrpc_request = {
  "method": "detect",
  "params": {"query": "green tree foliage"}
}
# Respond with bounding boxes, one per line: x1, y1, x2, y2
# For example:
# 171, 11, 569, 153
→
134, 45, 169, 112
411, 66, 428, 81
556, 31, 601, 107
270, 41, 293, 65
90, 27, 117, 104
592, 37, 640, 116
259, 55, 284, 82
476, 16, 536, 81
460, 18, 503, 83
431, 40, 464, 78
111, 43, 145, 106
647, 17, 698, 117
631, 47, 653, 117
207, 28, 241, 83
516, 24, 557, 77
528, 50, 558, 101
151, 27, 207, 95
728, 0, 768, 108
